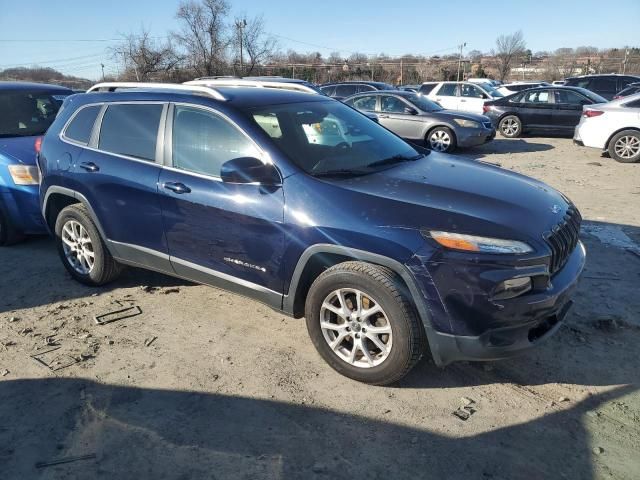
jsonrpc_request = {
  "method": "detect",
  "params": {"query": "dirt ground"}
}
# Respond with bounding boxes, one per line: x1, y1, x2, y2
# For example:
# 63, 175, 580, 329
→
1, 136, 639, 480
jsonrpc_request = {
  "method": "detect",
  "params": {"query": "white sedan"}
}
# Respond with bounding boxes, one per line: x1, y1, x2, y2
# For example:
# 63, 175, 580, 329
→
574, 92, 640, 163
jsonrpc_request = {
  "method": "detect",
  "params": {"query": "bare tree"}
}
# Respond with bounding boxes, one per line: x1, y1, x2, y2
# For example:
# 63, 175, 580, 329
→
174, 0, 231, 77
493, 30, 526, 81
112, 28, 181, 81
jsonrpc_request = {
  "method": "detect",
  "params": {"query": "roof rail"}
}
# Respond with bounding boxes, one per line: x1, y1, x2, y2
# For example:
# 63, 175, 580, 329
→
193, 75, 240, 81
184, 78, 319, 95
86, 82, 226, 101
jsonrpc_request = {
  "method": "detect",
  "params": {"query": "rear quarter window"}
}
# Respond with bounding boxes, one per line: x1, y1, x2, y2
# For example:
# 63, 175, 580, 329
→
98, 104, 163, 161
419, 84, 436, 95
63, 105, 101, 144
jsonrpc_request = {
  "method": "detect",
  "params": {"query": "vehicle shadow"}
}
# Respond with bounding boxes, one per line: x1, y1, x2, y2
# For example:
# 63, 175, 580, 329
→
460, 137, 555, 160
0, 377, 635, 479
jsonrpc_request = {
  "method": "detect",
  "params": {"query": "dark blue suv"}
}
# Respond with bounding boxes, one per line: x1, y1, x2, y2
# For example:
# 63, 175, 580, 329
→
38, 82, 586, 385
0, 82, 72, 245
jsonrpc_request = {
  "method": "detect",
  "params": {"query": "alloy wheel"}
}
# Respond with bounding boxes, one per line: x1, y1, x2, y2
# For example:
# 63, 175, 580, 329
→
61, 220, 95, 275
429, 130, 451, 152
501, 118, 519, 136
614, 135, 640, 159
319, 288, 393, 368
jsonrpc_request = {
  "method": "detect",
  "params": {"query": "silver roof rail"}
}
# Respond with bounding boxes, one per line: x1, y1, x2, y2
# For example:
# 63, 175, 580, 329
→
184, 78, 319, 95
86, 82, 226, 101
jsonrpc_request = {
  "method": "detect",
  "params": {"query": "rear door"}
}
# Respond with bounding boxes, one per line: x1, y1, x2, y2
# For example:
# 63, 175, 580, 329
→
516, 89, 554, 128
552, 89, 592, 130
458, 83, 487, 114
430, 83, 459, 110
67, 102, 169, 265
377, 95, 423, 140
158, 103, 285, 296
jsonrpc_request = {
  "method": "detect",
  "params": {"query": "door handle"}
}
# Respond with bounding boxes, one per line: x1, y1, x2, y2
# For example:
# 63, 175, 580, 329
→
163, 182, 191, 194
79, 162, 99, 172
460, 99, 467, 102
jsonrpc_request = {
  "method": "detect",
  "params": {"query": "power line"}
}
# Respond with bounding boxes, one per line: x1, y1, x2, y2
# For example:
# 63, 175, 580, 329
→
0, 52, 106, 69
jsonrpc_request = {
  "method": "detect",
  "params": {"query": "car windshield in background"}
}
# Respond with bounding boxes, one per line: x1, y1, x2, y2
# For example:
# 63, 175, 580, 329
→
483, 84, 504, 97
574, 87, 607, 104
249, 100, 423, 176
407, 94, 443, 112
0, 90, 68, 137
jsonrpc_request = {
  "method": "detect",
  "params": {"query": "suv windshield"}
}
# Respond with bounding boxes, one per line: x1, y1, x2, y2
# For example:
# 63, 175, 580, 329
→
0, 90, 68, 137
406, 94, 443, 112
482, 84, 504, 97
249, 100, 423, 176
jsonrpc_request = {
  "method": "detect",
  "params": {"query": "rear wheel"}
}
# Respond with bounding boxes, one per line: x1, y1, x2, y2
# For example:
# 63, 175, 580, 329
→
499, 115, 522, 138
305, 261, 425, 385
54, 204, 122, 286
608, 130, 640, 163
427, 127, 456, 153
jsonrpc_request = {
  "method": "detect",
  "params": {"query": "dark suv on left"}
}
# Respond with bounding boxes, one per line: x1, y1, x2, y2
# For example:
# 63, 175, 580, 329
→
39, 82, 585, 385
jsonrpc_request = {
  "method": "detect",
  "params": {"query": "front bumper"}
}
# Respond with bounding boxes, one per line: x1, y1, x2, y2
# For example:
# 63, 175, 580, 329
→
457, 127, 496, 147
407, 241, 586, 366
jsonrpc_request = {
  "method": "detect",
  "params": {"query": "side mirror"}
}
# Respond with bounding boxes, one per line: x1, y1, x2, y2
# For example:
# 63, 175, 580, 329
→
404, 107, 418, 115
220, 157, 281, 185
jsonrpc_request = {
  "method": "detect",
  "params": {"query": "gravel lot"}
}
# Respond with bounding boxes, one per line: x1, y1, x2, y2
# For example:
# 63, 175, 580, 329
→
1, 136, 639, 480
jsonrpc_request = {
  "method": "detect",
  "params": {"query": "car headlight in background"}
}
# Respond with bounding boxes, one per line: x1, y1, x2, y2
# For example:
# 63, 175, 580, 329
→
453, 118, 481, 129
8, 165, 41, 185
425, 230, 533, 254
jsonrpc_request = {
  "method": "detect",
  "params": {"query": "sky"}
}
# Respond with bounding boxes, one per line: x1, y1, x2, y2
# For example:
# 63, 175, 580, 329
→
0, 0, 638, 80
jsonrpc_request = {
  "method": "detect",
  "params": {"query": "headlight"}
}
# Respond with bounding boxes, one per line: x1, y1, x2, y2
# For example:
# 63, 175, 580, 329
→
8, 165, 40, 185
425, 230, 533, 254
453, 119, 481, 129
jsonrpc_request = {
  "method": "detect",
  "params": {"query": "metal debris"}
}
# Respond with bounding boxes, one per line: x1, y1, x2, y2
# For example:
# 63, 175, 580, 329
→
144, 336, 158, 347
94, 305, 142, 325
163, 287, 181, 294
31, 346, 79, 372
35, 453, 97, 469
452, 406, 476, 421
1, 369, 9, 377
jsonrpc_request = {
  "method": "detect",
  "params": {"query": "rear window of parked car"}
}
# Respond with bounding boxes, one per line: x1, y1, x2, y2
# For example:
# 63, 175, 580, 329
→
64, 105, 101, 144
0, 90, 68, 137
98, 104, 163, 161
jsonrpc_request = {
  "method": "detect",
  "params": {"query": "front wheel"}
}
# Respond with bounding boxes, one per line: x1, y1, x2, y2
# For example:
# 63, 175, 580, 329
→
499, 115, 522, 138
427, 127, 456, 153
608, 130, 640, 163
305, 261, 425, 385
54, 204, 122, 286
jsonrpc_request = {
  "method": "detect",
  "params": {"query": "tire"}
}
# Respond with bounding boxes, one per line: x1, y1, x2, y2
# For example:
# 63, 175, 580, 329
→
0, 206, 24, 247
305, 261, 425, 385
608, 130, 640, 163
499, 115, 522, 138
427, 126, 457, 153
54, 204, 122, 286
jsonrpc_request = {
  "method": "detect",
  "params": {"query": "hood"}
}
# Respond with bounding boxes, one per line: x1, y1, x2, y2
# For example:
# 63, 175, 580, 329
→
428, 109, 491, 123
330, 153, 571, 245
0, 136, 39, 165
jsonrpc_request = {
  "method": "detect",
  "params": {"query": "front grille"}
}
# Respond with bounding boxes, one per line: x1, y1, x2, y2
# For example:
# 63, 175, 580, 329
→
544, 205, 582, 275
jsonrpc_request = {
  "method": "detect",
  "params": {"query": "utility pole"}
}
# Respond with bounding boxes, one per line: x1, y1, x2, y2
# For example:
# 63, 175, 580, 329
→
623, 49, 629, 74
456, 42, 466, 81
400, 58, 403, 85
100, 63, 105, 81
235, 18, 247, 75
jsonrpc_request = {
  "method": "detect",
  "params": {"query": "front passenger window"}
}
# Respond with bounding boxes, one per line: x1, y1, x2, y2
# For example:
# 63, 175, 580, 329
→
172, 106, 260, 177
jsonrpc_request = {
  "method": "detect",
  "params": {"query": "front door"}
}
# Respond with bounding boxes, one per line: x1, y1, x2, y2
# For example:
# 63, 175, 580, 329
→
552, 89, 591, 131
377, 95, 424, 141
158, 104, 285, 301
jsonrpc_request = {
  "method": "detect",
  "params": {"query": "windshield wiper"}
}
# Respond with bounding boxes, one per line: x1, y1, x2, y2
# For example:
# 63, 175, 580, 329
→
312, 168, 373, 178
367, 153, 424, 168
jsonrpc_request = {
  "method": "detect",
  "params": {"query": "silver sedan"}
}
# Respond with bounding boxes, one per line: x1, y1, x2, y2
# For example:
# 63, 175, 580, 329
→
344, 91, 495, 153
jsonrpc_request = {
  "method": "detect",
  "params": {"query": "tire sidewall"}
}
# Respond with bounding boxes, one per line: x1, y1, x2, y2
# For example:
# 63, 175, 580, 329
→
427, 127, 456, 153
499, 115, 521, 138
609, 130, 640, 163
54, 206, 109, 285
305, 269, 414, 384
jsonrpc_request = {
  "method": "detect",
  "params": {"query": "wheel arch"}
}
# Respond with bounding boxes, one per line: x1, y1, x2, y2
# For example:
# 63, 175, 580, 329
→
42, 186, 107, 240
604, 127, 640, 150
425, 124, 458, 146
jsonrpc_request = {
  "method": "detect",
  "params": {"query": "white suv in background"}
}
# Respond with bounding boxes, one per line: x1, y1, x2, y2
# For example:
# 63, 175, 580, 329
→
419, 81, 504, 115
574, 92, 640, 163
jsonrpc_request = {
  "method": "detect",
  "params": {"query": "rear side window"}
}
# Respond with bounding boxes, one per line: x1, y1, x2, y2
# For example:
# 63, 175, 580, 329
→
356, 84, 376, 93
173, 106, 260, 177
98, 104, 163, 161
555, 90, 589, 105
335, 85, 358, 97
349, 96, 377, 111
320, 85, 336, 96
437, 84, 458, 96
591, 77, 617, 94
64, 105, 101, 144
419, 84, 436, 95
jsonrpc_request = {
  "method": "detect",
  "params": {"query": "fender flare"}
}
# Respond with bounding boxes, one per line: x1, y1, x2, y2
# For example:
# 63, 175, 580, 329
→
283, 244, 440, 356
41, 186, 107, 239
